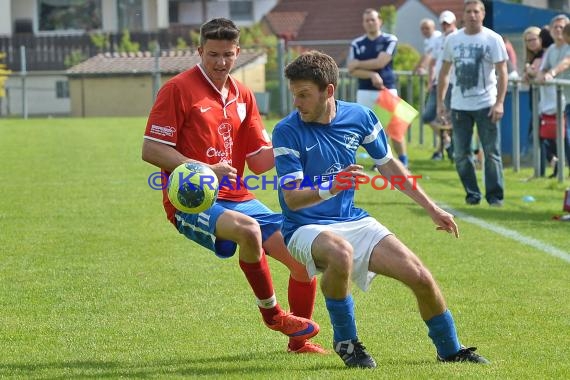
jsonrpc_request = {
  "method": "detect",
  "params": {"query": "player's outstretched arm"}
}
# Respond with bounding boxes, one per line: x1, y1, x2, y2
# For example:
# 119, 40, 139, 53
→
376, 159, 459, 238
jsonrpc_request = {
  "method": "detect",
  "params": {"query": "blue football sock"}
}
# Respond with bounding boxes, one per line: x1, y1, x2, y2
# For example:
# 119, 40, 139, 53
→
325, 295, 357, 342
398, 154, 409, 167
425, 309, 461, 358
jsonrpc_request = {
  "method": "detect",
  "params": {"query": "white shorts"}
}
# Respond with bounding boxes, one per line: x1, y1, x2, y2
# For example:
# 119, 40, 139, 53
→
356, 88, 398, 109
287, 217, 392, 291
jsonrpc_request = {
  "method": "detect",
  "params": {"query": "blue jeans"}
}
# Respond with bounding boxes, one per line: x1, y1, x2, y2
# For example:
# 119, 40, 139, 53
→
422, 85, 452, 124
451, 108, 504, 203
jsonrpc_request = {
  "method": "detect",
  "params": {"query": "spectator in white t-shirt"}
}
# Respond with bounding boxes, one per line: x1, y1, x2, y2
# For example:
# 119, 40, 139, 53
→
437, 0, 508, 207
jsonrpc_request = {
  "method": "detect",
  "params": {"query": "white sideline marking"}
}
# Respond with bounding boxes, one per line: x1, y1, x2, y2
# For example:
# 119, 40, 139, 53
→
363, 171, 570, 263
439, 203, 570, 264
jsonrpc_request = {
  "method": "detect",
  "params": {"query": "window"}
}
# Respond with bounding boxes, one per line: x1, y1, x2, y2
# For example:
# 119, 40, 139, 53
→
56, 80, 69, 99
229, 1, 253, 21
118, 0, 144, 32
169, 1, 179, 23
38, 0, 102, 32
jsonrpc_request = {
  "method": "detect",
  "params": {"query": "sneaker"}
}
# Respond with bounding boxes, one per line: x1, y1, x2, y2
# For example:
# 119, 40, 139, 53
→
489, 199, 503, 207
438, 346, 490, 364
287, 341, 329, 354
265, 312, 319, 341
465, 196, 481, 205
334, 339, 377, 368
431, 152, 443, 161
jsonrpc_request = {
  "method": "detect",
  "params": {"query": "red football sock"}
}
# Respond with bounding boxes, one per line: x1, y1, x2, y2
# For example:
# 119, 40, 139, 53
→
239, 252, 282, 324
288, 276, 317, 349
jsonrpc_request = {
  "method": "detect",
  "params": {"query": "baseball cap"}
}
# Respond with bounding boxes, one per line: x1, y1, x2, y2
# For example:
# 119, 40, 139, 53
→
439, 11, 456, 24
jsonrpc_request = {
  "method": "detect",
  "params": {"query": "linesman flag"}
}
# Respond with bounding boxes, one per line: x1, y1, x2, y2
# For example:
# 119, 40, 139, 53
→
372, 89, 418, 143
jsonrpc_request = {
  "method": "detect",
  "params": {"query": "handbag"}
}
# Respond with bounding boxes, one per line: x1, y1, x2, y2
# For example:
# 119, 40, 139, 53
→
539, 113, 566, 139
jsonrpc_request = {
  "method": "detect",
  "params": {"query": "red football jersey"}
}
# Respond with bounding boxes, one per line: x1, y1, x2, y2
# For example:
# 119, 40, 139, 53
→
144, 64, 272, 223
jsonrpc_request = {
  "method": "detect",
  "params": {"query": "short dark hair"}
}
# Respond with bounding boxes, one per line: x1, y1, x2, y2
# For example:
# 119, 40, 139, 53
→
200, 18, 240, 46
284, 50, 338, 91
539, 27, 554, 49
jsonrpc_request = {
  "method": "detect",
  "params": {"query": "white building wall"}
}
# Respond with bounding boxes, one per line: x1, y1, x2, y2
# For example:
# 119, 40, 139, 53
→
155, 0, 169, 29
395, 0, 439, 54
142, 0, 167, 31
253, 0, 278, 22
102, 0, 119, 32
178, 2, 203, 25
177, 0, 277, 26
0, 1, 12, 36
3, 73, 70, 116
11, 0, 35, 33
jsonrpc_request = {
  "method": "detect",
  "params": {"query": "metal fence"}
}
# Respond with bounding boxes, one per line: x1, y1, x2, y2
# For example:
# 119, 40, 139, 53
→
278, 38, 568, 183
1, 37, 568, 183
523, 78, 570, 183
0, 28, 196, 71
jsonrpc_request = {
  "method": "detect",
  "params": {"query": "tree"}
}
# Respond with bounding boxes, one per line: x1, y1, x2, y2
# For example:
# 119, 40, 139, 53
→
90, 32, 110, 53
118, 30, 140, 53
380, 5, 396, 34
393, 43, 422, 106
64, 50, 87, 68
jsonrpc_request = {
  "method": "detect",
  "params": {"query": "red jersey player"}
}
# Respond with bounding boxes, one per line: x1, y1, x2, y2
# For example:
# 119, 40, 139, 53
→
142, 18, 324, 353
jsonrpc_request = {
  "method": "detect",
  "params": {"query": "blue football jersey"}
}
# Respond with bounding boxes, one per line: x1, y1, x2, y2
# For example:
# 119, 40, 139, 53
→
349, 33, 398, 90
273, 100, 393, 243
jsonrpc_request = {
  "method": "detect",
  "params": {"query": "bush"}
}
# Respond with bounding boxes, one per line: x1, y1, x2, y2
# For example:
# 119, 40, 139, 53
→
394, 43, 423, 107
64, 50, 87, 68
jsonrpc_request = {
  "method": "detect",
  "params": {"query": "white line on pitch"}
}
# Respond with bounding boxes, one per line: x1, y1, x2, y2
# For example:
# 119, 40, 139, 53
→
362, 171, 570, 263
439, 203, 570, 264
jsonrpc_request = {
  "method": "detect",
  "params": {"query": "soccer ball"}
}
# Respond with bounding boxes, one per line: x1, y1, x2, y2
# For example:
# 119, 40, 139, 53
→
167, 162, 219, 214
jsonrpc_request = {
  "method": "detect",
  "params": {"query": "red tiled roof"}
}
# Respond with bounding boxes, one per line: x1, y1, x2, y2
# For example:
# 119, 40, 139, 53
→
264, 11, 308, 40
66, 50, 265, 75
263, 0, 406, 63
266, 0, 406, 41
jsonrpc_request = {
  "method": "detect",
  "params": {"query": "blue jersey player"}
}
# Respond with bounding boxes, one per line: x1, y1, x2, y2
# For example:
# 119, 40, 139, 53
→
272, 50, 490, 368
348, 8, 408, 167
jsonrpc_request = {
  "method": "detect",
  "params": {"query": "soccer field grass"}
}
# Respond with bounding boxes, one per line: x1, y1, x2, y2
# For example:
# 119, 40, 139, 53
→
0, 117, 568, 379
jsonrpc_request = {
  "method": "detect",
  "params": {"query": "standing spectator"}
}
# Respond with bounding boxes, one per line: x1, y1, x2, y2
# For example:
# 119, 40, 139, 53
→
141, 18, 322, 353
348, 8, 409, 167
437, 0, 508, 206
414, 18, 442, 77
422, 11, 458, 161
536, 14, 570, 177
522, 27, 545, 85
522, 26, 557, 177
